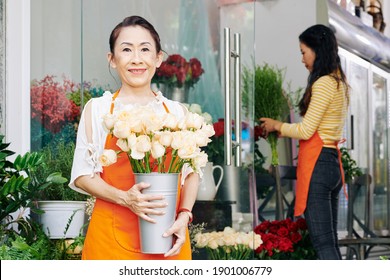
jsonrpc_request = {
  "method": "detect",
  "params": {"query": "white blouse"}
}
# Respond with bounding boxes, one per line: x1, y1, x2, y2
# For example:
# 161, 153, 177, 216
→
69, 90, 188, 194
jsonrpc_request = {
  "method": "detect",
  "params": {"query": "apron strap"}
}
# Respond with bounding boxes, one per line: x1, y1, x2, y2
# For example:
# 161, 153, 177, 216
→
336, 138, 347, 199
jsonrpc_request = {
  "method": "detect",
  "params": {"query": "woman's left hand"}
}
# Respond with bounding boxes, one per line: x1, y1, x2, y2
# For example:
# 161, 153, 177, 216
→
163, 212, 189, 257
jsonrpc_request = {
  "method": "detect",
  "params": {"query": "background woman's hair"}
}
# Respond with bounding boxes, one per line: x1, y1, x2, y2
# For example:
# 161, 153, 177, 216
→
298, 24, 348, 116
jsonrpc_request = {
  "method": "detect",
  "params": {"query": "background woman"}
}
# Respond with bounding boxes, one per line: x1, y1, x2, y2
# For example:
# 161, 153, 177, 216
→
260, 24, 349, 260
69, 15, 199, 260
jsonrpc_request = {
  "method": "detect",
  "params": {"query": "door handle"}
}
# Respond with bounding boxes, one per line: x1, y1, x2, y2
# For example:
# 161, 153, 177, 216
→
223, 27, 242, 167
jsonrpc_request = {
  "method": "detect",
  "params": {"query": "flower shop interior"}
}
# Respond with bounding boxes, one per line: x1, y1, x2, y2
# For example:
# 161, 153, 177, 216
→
1, 0, 390, 260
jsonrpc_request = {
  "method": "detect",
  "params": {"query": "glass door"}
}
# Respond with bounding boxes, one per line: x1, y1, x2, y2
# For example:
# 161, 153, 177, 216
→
371, 66, 389, 236
339, 48, 371, 233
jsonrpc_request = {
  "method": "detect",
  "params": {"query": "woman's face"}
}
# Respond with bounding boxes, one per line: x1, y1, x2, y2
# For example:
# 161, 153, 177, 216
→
108, 25, 163, 89
300, 42, 316, 72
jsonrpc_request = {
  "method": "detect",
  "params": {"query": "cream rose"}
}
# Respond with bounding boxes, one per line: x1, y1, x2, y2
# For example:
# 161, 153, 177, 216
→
162, 113, 179, 130
99, 149, 117, 166
102, 113, 116, 131
113, 120, 131, 139
151, 141, 165, 159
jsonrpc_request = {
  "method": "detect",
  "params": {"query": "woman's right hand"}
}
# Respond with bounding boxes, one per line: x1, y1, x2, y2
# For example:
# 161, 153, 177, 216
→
122, 182, 167, 223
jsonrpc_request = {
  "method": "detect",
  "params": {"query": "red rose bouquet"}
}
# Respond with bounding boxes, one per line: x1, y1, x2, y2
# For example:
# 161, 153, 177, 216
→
152, 54, 204, 89
254, 218, 316, 260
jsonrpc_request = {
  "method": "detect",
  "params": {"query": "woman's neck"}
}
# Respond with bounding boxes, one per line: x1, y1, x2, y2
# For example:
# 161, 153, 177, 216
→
116, 85, 156, 105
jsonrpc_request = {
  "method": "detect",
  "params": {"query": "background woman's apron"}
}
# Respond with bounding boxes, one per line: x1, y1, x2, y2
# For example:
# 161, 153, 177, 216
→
82, 92, 192, 260
294, 132, 345, 217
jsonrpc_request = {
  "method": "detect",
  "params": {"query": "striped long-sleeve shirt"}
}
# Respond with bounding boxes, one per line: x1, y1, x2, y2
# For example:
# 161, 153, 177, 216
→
280, 75, 348, 148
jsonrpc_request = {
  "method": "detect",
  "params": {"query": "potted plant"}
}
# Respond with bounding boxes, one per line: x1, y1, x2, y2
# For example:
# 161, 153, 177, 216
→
0, 135, 82, 260
31, 140, 90, 240
340, 147, 362, 184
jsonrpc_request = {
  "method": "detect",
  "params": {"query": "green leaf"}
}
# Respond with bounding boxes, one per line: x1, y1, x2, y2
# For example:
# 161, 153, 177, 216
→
0, 175, 30, 197
46, 172, 68, 184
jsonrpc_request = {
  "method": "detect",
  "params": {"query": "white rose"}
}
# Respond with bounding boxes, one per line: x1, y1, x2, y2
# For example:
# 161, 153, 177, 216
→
113, 120, 131, 139
162, 113, 179, 130
157, 131, 173, 147
201, 123, 215, 138
151, 141, 165, 159
178, 145, 199, 159
208, 239, 219, 250
193, 151, 209, 173
194, 130, 211, 147
171, 131, 186, 150
128, 115, 143, 133
135, 135, 152, 153
116, 138, 131, 152
180, 112, 204, 130
143, 113, 163, 133
99, 149, 117, 166
189, 103, 202, 114
102, 113, 116, 131
130, 149, 145, 160
194, 233, 208, 248
116, 110, 131, 121
202, 112, 213, 124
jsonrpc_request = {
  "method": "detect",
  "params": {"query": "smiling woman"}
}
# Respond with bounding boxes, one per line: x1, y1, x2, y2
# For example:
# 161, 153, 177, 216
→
68, 15, 201, 260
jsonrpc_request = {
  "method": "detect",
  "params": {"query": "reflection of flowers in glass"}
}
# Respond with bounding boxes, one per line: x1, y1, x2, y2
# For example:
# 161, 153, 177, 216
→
254, 218, 316, 260
152, 54, 204, 89
194, 227, 262, 260
99, 105, 215, 174
184, 103, 213, 125
30, 75, 80, 134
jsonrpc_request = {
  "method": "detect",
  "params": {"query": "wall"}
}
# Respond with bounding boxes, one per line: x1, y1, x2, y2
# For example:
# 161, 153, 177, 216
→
0, 0, 5, 136
30, 0, 183, 87
5, 0, 30, 156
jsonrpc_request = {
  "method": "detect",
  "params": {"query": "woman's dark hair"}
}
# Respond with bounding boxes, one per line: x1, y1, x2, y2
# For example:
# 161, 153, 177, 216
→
298, 24, 348, 116
109, 15, 162, 54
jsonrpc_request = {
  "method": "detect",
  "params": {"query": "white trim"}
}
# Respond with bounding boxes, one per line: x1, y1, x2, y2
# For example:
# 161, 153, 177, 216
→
5, 0, 30, 155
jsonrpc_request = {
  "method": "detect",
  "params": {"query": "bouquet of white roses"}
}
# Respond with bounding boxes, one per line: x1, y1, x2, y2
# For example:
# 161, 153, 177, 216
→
99, 105, 215, 174
194, 227, 263, 260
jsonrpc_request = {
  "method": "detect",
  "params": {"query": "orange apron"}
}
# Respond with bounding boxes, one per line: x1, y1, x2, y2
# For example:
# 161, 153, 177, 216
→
82, 91, 192, 260
294, 132, 345, 217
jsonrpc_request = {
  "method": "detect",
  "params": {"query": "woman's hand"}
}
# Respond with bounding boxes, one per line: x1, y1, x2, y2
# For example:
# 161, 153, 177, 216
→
260, 117, 283, 137
122, 182, 167, 223
163, 212, 189, 257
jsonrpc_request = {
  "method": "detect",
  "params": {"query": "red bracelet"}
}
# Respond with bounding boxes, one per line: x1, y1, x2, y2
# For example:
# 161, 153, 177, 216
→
177, 208, 193, 224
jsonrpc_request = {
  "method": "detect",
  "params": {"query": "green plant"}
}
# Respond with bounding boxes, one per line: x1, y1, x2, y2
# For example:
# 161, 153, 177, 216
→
34, 141, 87, 201
0, 135, 66, 236
242, 64, 290, 166
340, 147, 362, 183
0, 220, 84, 260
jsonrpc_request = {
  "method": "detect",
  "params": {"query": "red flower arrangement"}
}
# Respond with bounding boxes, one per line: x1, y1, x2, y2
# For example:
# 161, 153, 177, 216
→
31, 75, 80, 134
254, 218, 316, 260
152, 54, 204, 89
203, 119, 268, 169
